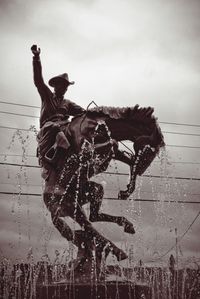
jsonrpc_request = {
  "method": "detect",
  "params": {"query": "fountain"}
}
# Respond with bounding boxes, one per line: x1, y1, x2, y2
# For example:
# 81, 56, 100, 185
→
0, 45, 199, 297
0, 126, 200, 298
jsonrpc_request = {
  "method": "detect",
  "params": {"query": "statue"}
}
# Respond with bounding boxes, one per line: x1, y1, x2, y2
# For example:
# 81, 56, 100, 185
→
31, 45, 165, 281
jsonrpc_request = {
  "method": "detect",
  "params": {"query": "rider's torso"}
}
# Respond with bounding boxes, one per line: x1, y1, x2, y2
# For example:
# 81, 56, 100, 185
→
40, 96, 71, 128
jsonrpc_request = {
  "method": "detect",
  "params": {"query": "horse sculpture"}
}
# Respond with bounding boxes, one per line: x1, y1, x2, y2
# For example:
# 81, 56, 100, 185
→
39, 104, 165, 278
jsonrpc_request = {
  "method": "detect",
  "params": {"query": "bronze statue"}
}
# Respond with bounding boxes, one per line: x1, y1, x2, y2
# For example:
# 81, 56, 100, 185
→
31, 45, 165, 280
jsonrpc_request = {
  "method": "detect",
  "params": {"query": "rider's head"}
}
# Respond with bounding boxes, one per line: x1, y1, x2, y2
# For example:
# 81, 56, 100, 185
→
48, 73, 75, 98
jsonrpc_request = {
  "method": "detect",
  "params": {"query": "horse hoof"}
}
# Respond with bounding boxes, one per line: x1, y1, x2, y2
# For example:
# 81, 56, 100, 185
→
124, 223, 135, 234
117, 251, 128, 262
113, 248, 128, 261
118, 190, 129, 200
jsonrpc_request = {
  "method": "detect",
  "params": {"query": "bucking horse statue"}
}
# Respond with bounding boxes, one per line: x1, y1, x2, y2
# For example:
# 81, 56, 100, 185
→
37, 104, 165, 280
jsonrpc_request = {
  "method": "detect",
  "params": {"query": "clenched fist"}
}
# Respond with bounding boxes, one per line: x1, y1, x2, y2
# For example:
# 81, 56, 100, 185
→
31, 44, 41, 56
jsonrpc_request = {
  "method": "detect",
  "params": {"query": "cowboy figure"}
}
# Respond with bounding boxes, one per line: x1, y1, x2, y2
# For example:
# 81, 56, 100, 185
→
31, 45, 85, 179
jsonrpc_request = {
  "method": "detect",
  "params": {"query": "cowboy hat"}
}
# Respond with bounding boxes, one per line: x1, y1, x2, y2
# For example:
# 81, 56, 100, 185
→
48, 73, 75, 87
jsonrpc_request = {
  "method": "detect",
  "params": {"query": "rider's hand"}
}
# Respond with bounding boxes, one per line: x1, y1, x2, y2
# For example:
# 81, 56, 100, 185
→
110, 139, 118, 152
110, 139, 118, 146
31, 44, 41, 57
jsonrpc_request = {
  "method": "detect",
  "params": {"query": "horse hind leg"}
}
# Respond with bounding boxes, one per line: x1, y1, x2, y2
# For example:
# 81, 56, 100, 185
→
51, 212, 96, 249
88, 182, 135, 234
80, 223, 128, 262
51, 212, 74, 241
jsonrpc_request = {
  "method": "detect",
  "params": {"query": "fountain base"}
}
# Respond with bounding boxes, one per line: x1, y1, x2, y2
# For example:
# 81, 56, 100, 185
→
37, 281, 151, 299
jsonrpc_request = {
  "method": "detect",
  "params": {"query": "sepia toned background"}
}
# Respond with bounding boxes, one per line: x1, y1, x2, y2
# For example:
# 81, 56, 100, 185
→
0, 0, 199, 267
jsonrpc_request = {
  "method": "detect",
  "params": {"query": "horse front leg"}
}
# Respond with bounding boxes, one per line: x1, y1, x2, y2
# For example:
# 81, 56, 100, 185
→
113, 149, 134, 166
85, 181, 135, 234
112, 149, 137, 200
117, 143, 158, 200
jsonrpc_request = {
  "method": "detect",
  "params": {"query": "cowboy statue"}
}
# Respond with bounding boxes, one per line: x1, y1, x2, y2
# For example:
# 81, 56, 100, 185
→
31, 44, 132, 273
31, 45, 165, 280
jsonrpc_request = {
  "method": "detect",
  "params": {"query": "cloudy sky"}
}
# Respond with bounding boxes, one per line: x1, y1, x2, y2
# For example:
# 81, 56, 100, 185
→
0, 0, 200, 267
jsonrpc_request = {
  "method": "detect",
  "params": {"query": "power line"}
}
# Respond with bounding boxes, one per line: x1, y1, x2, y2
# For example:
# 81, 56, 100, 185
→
0, 162, 39, 168
146, 210, 200, 263
0, 191, 41, 197
166, 161, 200, 165
160, 121, 200, 128
164, 144, 200, 149
0, 182, 42, 187
0, 110, 39, 119
106, 197, 200, 204
0, 125, 38, 132
1, 120, 200, 137
1, 125, 200, 149
105, 171, 200, 181
1, 161, 200, 181
1, 153, 199, 165
124, 140, 200, 149
0, 153, 37, 158
1, 100, 200, 128
1, 181, 200, 197
0, 100, 39, 109
0, 191, 200, 204
164, 131, 200, 137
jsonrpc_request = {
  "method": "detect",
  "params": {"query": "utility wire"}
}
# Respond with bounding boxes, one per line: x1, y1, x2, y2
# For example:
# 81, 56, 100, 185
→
1, 100, 200, 128
0, 191, 200, 204
105, 171, 200, 181
0, 153, 199, 165
146, 210, 200, 263
166, 144, 200, 149
0, 125, 37, 132
1, 111, 200, 133
160, 121, 200, 128
164, 131, 200, 137
1, 181, 199, 197
1, 124, 200, 138
1, 125, 200, 149
0, 154, 37, 158
0, 162, 39, 168
0, 110, 39, 118
0, 100, 39, 109
0, 161, 200, 181
124, 140, 200, 149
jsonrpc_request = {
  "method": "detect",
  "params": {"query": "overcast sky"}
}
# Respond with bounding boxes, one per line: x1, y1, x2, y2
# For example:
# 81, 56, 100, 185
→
0, 0, 200, 267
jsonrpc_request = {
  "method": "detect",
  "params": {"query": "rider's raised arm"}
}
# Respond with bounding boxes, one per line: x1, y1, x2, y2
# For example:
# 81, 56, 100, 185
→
31, 45, 52, 101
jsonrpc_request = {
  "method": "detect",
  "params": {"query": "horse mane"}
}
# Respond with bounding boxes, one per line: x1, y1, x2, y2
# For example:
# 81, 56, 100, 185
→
88, 104, 157, 124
